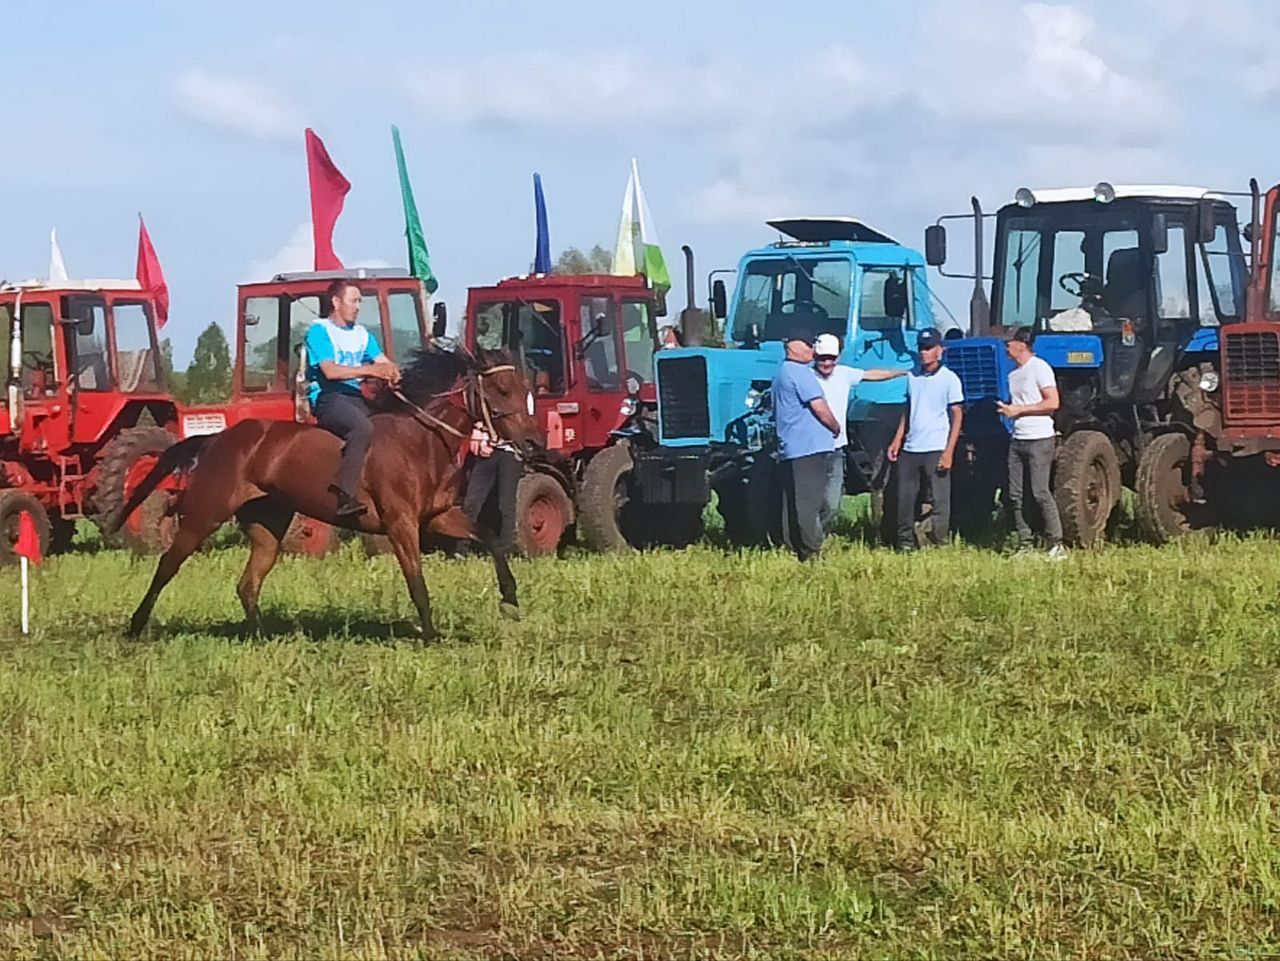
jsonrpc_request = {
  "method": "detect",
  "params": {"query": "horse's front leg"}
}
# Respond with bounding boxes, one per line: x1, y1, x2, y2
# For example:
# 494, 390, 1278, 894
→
385, 517, 435, 641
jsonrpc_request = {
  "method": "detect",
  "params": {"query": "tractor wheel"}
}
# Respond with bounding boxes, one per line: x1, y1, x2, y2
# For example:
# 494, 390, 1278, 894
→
716, 458, 782, 548
579, 443, 638, 552
281, 516, 340, 556
1135, 433, 1199, 544
1054, 430, 1121, 548
93, 426, 178, 553
0, 491, 50, 566
515, 472, 573, 557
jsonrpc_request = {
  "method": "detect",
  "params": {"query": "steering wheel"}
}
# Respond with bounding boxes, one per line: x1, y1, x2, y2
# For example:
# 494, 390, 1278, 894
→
778, 299, 830, 322
1058, 271, 1102, 300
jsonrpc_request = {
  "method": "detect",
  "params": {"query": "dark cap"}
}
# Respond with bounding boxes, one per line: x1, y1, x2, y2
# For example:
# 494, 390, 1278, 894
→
785, 325, 815, 345
917, 327, 943, 350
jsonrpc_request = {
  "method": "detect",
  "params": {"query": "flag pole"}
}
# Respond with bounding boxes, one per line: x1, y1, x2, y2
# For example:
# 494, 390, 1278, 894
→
20, 555, 28, 635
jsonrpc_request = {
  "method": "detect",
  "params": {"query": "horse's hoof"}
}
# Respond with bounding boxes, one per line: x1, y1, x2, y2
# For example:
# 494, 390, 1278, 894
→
499, 602, 521, 622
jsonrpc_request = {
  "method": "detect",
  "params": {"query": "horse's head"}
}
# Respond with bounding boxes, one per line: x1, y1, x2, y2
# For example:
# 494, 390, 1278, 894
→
397, 345, 546, 457
467, 348, 545, 458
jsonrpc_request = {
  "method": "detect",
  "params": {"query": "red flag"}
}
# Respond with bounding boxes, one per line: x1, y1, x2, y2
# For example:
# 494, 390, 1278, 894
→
305, 128, 350, 271
14, 511, 41, 565
136, 215, 170, 328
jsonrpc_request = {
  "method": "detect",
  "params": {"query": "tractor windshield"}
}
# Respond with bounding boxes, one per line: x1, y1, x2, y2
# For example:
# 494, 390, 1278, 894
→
474, 299, 565, 396
732, 256, 851, 343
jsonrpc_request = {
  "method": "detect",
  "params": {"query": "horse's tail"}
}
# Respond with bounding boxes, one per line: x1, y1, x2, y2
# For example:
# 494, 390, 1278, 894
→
109, 434, 212, 533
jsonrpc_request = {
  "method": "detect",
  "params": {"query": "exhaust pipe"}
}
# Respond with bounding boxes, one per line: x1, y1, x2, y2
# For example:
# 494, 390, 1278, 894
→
679, 245, 704, 346
970, 196, 991, 336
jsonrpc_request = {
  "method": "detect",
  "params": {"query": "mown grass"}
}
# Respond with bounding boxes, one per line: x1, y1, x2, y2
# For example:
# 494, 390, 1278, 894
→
3, 524, 1280, 958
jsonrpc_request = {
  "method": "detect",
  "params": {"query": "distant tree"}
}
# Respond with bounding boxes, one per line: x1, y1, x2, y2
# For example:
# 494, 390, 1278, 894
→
183, 322, 232, 404
551, 245, 613, 275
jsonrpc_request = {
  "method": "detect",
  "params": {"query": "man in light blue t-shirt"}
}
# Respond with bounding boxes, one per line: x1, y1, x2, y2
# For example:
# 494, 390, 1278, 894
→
770, 325, 841, 560
887, 327, 964, 549
305, 279, 400, 517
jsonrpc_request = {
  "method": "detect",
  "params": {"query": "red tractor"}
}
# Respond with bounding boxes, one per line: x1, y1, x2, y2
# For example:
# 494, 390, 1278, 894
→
0, 278, 183, 561
177, 268, 441, 555
465, 271, 697, 554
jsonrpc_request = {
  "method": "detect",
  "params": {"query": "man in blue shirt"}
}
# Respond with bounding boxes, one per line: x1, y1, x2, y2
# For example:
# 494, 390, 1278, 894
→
887, 327, 964, 549
771, 326, 841, 560
305, 278, 400, 517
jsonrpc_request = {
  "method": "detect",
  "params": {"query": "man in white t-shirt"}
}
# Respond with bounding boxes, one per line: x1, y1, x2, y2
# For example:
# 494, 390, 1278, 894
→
997, 327, 1065, 557
811, 333, 907, 533
887, 328, 965, 549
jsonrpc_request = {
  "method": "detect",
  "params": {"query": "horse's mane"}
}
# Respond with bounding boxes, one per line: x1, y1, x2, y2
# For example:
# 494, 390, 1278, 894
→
393, 344, 521, 407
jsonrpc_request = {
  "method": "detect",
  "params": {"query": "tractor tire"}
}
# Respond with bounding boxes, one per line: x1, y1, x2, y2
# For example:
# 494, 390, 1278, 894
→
716, 457, 782, 548
579, 442, 638, 552
1054, 430, 1121, 548
281, 515, 340, 556
515, 472, 573, 557
1135, 433, 1198, 544
0, 491, 50, 566
93, 426, 178, 553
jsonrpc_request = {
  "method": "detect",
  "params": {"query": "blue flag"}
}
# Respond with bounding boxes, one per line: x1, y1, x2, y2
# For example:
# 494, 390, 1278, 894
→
533, 172, 551, 274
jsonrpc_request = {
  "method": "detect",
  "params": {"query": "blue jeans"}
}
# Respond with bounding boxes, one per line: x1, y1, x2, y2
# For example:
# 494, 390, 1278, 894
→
820, 447, 846, 532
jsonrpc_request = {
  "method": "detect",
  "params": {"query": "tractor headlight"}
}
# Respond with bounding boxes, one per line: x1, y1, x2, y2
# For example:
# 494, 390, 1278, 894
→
619, 397, 638, 417
526, 391, 535, 415
1199, 371, 1220, 392
744, 388, 763, 410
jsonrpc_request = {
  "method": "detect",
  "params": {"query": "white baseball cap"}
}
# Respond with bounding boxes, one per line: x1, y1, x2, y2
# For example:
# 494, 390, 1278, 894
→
813, 333, 841, 358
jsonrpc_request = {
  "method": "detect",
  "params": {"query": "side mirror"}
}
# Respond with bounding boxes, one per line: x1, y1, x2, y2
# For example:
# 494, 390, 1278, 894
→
654, 289, 668, 318
1243, 222, 1255, 244
244, 312, 260, 328
1198, 199, 1216, 244
1151, 212, 1169, 255
883, 273, 907, 319
924, 224, 948, 267
75, 317, 94, 338
431, 302, 447, 339
711, 279, 727, 321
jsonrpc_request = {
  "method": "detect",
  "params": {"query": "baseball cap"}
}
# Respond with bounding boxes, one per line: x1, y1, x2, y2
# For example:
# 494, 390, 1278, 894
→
785, 324, 815, 345
813, 333, 840, 358
917, 327, 943, 350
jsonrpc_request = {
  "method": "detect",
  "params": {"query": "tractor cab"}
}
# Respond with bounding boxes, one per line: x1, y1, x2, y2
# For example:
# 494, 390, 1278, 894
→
1, 279, 170, 451
218, 268, 433, 430
464, 274, 661, 456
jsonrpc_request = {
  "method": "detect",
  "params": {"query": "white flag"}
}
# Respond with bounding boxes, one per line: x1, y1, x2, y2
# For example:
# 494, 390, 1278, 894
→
49, 229, 69, 283
611, 159, 670, 290
611, 168, 638, 276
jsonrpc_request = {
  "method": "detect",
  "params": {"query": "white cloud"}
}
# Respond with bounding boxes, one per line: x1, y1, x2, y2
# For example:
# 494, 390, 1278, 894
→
174, 68, 302, 142
246, 222, 312, 280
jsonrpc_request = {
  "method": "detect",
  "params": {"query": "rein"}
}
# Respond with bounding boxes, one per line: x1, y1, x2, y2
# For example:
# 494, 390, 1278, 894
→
389, 363, 525, 461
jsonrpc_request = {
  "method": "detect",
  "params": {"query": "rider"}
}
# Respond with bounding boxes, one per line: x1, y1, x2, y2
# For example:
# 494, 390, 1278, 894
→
305, 278, 401, 517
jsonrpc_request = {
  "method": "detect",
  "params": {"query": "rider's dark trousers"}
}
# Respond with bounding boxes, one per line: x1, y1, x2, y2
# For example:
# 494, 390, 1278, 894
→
464, 448, 520, 554
315, 391, 373, 497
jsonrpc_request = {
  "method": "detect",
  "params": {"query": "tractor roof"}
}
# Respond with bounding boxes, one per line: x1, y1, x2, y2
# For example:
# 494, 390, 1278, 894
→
483, 274, 651, 291
0, 278, 143, 293
272, 268, 412, 282
1012, 185, 1226, 206
767, 217, 898, 244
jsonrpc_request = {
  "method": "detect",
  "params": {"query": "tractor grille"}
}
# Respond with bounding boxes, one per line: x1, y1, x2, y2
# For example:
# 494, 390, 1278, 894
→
945, 343, 1002, 404
1223, 327, 1280, 424
658, 355, 711, 440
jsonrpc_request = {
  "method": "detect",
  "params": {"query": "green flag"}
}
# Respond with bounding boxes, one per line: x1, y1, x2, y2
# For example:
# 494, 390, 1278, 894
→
391, 125, 438, 294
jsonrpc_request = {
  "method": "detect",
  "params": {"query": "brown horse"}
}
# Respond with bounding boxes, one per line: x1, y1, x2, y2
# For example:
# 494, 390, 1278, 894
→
116, 346, 544, 639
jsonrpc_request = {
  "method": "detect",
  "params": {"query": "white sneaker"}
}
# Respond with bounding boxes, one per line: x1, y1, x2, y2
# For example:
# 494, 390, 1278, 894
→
1046, 544, 1069, 561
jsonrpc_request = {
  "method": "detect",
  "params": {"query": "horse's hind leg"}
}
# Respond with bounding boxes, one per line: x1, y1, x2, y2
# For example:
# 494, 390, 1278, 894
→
428, 506, 519, 619
235, 499, 292, 632
128, 511, 226, 637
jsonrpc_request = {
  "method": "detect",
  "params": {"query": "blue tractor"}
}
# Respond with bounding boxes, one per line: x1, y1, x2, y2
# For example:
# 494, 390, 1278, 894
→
641, 218, 939, 545
925, 184, 1248, 545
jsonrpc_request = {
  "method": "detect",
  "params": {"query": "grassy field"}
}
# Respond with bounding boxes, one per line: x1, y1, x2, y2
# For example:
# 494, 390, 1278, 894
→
3, 520, 1280, 958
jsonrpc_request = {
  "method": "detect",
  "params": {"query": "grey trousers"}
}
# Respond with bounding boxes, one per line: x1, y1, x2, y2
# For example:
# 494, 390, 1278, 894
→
897, 450, 951, 548
782, 452, 832, 561
315, 392, 373, 497
820, 447, 846, 533
1007, 437, 1062, 546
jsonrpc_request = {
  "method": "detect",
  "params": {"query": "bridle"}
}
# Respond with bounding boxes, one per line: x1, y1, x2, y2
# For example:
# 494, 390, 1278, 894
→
390, 363, 529, 459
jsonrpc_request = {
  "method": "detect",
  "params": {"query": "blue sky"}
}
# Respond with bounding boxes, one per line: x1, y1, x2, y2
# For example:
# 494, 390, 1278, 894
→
2, 0, 1274, 363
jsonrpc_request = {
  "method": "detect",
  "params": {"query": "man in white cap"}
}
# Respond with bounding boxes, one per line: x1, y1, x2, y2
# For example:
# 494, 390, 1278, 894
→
811, 333, 908, 533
